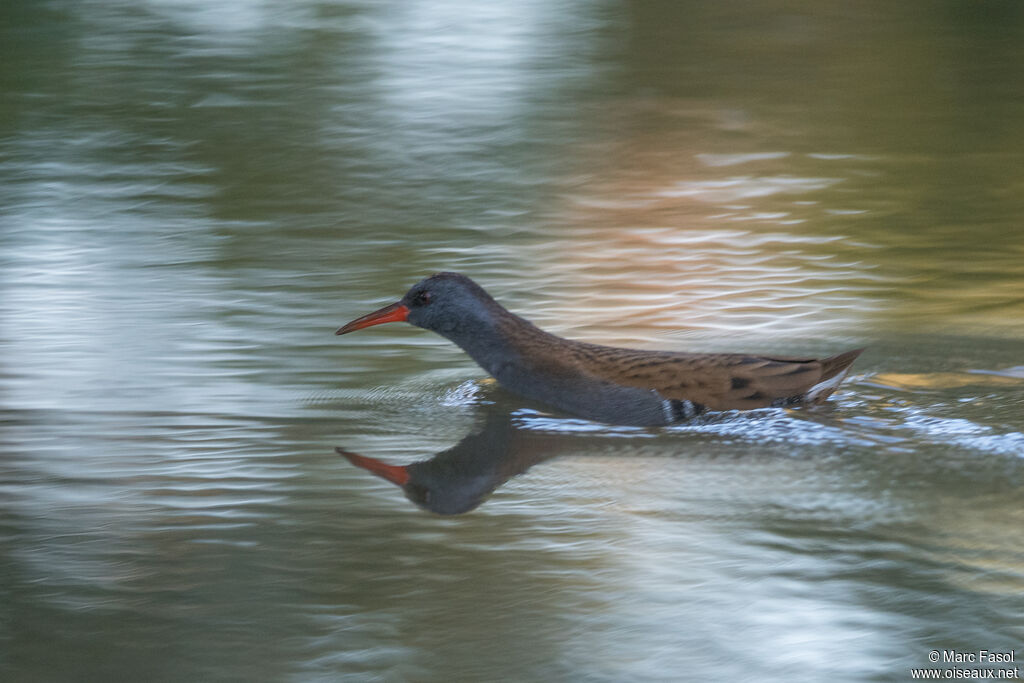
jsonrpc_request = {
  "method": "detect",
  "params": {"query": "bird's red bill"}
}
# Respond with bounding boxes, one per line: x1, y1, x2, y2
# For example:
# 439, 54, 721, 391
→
335, 301, 409, 335
336, 448, 410, 486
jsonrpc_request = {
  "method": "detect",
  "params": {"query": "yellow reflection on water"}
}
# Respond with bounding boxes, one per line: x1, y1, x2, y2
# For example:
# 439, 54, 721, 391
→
870, 372, 1024, 391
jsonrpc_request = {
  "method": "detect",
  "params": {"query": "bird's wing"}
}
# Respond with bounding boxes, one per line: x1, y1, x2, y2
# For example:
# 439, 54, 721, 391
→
566, 344, 863, 411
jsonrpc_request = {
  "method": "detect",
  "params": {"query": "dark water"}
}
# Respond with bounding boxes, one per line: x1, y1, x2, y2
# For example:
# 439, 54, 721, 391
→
2, 2, 1023, 681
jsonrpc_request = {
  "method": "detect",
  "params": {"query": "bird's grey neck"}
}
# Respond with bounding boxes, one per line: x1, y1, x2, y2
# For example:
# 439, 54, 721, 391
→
439, 308, 543, 377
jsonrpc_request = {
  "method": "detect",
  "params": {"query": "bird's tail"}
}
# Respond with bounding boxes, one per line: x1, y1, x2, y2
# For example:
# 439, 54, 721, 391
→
806, 347, 865, 403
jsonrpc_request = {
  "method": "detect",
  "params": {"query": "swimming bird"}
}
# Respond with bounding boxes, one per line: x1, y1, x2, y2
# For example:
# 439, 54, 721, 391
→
336, 272, 863, 426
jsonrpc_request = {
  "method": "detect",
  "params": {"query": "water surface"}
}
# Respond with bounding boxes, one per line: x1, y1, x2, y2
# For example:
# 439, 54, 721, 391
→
2, 2, 1023, 681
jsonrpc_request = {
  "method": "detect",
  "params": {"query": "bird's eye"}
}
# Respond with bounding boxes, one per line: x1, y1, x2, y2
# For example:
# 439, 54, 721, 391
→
412, 290, 432, 307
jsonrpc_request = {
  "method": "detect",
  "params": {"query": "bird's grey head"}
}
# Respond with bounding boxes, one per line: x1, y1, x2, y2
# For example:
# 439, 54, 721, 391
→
400, 272, 501, 338
335, 271, 508, 354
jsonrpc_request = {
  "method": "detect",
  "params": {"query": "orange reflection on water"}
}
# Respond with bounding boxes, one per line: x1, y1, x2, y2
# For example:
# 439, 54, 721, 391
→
538, 180, 876, 346
525, 103, 883, 348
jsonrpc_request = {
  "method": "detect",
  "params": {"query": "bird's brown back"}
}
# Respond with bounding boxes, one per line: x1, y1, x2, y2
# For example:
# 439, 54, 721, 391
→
493, 311, 862, 412
528, 334, 862, 410
582, 343, 862, 410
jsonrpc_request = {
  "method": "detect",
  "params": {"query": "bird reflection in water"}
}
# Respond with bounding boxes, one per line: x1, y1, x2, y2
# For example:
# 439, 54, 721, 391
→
337, 409, 563, 515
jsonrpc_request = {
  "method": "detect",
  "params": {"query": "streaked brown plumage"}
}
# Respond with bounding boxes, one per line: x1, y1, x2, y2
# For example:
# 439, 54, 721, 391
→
508, 325, 863, 411
337, 272, 863, 426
